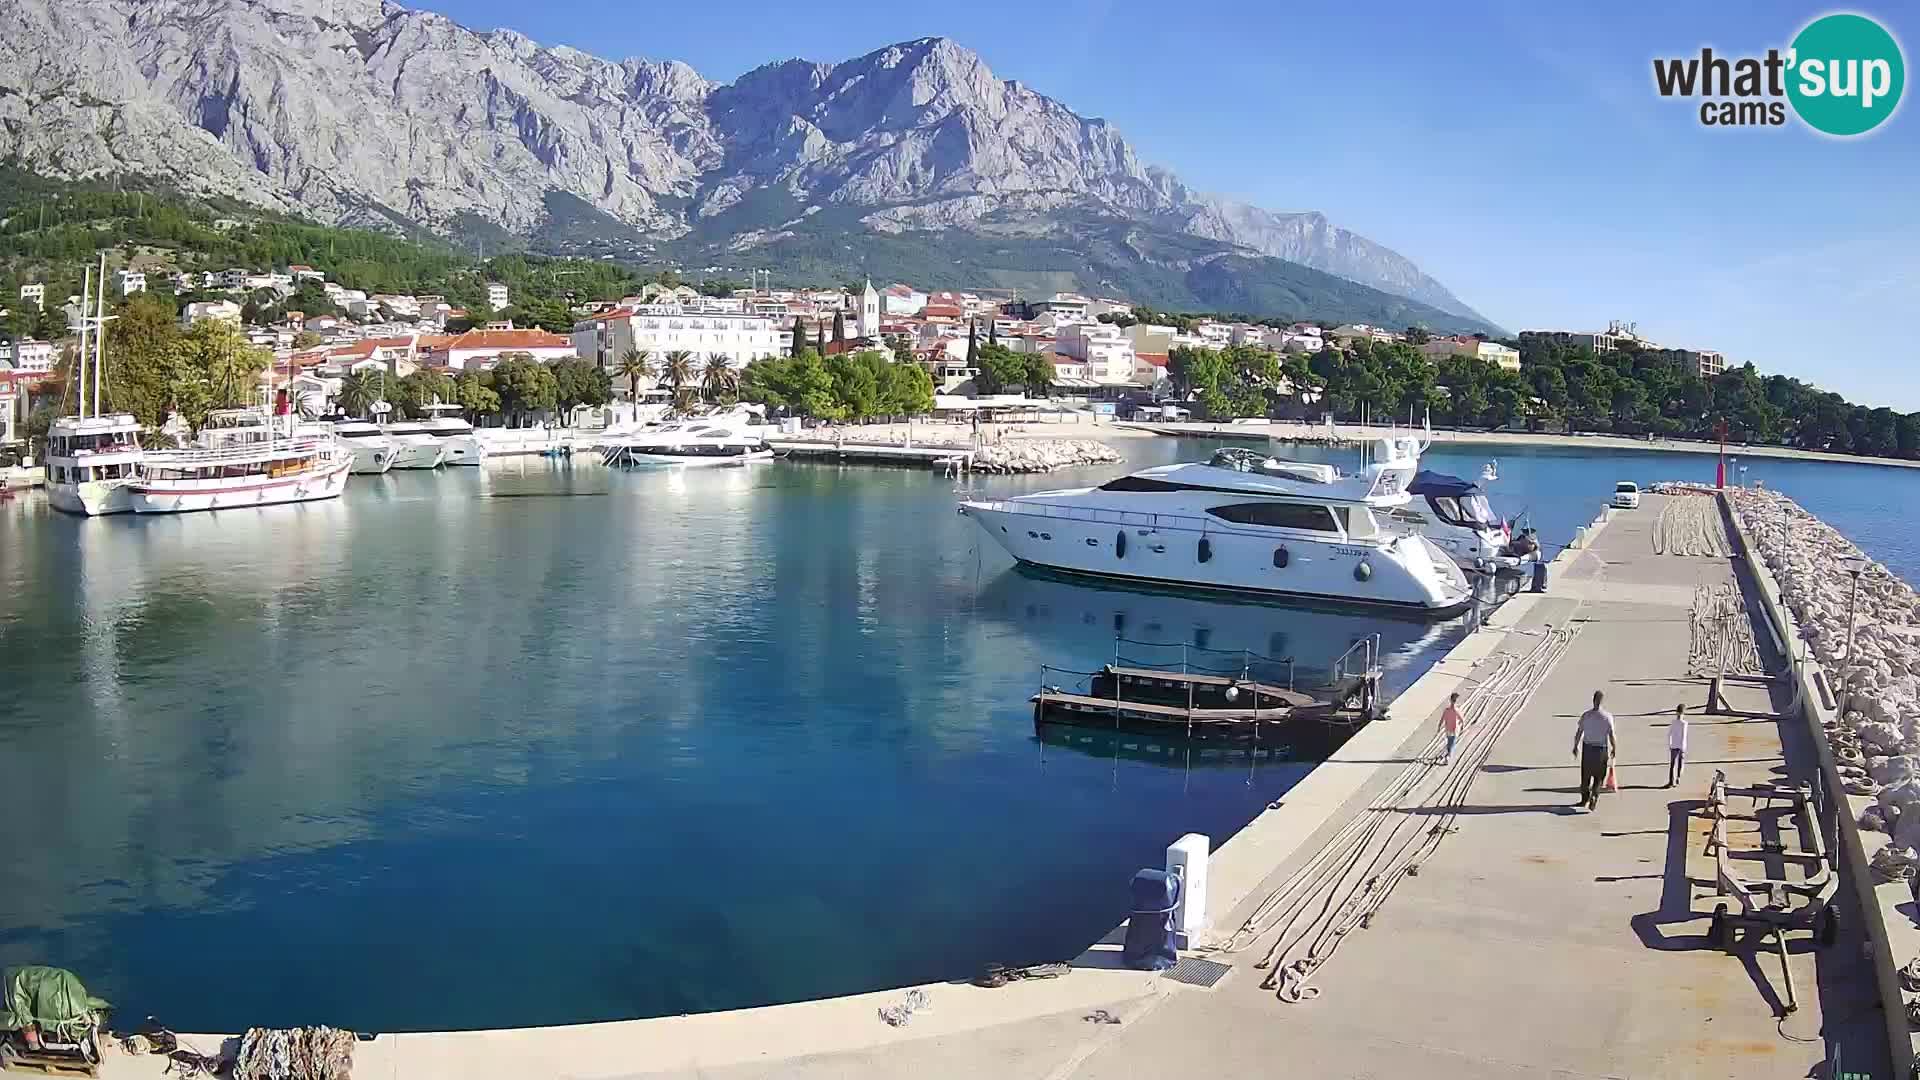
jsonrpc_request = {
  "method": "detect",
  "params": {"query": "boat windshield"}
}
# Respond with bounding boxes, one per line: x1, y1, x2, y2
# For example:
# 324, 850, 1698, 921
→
1427, 493, 1500, 528
1207, 448, 1335, 483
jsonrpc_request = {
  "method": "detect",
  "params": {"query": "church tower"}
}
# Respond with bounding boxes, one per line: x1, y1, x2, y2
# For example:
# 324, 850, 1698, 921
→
858, 278, 880, 340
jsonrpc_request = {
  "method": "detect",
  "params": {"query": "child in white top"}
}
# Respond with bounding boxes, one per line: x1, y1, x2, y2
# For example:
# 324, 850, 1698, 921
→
1667, 704, 1689, 789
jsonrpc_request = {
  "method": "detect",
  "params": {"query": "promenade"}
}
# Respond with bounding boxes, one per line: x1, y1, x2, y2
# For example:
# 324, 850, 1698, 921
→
94, 496, 1888, 1079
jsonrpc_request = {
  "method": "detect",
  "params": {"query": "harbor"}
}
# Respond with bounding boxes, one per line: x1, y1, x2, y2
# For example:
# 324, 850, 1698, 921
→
54, 488, 1903, 1079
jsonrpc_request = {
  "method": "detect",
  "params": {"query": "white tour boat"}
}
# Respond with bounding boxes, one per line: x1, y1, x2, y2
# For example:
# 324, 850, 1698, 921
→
131, 408, 352, 514
45, 414, 144, 516
45, 258, 144, 516
333, 420, 398, 474
382, 404, 484, 466
958, 439, 1474, 615
600, 411, 775, 467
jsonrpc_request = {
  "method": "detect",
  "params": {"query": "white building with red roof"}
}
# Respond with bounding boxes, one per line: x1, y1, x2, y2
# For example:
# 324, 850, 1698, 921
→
423, 328, 577, 370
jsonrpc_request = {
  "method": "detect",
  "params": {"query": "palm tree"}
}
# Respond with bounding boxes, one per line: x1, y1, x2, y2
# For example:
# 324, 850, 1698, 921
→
615, 348, 654, 401
660, 349, 694, 407
336, 371, 377, 418
701, 353, 739, 403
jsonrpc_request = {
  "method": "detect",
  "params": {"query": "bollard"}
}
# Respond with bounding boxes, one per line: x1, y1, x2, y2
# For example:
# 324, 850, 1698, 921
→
1531, 560, 1548, 593
1707, 675, 1727, 715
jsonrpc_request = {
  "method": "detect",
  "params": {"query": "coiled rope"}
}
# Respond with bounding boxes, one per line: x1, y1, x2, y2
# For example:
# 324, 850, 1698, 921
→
1214, 625, 1581, 1004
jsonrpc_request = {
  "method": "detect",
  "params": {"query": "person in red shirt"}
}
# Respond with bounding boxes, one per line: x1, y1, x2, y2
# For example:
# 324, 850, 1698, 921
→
1438, 692, 1464, 764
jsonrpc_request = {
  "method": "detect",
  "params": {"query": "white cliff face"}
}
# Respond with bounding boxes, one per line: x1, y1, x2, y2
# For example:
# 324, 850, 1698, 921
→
0, 0, 1483, 320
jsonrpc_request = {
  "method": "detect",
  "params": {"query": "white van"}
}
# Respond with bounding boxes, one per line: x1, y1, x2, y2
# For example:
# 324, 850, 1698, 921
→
1612, 481, 1641, 509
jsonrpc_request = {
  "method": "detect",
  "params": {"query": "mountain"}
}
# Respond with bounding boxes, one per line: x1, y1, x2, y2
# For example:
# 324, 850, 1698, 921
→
0, 0, 1496, 332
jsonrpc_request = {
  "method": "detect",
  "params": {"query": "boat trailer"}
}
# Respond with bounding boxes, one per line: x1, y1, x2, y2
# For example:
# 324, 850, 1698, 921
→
1703, 770, 1839, 1014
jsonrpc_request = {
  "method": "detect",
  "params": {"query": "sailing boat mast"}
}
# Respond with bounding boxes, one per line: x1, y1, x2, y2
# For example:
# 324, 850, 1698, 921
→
75, 268, 92, 420
93, 253, 107, 417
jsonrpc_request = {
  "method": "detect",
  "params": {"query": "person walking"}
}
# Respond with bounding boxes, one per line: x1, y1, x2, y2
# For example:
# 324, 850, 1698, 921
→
1667, 704, 1689, 788
1438, 692, 1464, 765
1573, 690, 1617, 810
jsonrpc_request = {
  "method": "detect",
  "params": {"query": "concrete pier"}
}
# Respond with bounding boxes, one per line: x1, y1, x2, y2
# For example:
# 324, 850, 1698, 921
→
95, 496, 1890, 1079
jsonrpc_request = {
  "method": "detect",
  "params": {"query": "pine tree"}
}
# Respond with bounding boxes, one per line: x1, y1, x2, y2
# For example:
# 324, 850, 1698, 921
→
832, 310, 846, 343
965, 320, 979, 366
791, 318, 807, 356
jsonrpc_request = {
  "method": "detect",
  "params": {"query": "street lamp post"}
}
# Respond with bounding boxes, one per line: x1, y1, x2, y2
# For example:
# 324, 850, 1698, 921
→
1842, 556, 1869, 662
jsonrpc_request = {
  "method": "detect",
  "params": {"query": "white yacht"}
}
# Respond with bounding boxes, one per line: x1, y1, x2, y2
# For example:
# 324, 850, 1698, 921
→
132, 408, 352, 513
333, 420, 397, 474
601, 411, 774, 467
1395, 469, 1539, 575
958, 439, 1474, 615
45, 414, 144, 516
383, 404, 485, 466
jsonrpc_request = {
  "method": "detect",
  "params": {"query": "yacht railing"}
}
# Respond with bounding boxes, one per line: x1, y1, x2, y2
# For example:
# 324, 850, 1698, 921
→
964, 498, 1396, 545
144, 437, 338, 466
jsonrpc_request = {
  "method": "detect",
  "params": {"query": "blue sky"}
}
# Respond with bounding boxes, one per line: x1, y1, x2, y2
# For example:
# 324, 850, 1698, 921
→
427, 1, 1920, 410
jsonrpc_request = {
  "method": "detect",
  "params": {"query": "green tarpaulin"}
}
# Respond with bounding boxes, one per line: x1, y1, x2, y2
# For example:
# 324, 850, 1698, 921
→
1, 966, 110, 1040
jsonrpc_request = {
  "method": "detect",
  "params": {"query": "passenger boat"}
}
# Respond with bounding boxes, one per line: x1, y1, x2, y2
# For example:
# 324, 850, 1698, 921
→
600, 411, 774, 467
131, 408, 352, 513
332, 420, 397, 474
44, 260, 143, 516
958, 438, 1474, 615
45, 414, 143, 516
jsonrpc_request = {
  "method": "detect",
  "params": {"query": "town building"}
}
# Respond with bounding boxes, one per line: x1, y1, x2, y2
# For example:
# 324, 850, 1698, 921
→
570, 303, 782, 372
181, 300, 243, 327
5, 340, 55, 373
1331, 323, 1400, 346
217, 268, 251, 290
1054, 321, 1139, 384
1420, 337, 1522, 372
1687, 349, 1726, 379
856, 280, 880, 339
881, 284, 926, 316
289, 265, 326, 283
117, 270, 147, 296
1125, 324, 1176, 357
485, 283, 510, 311
422, 329, 577, 371
0, 377, 21, 447
18, 283, 43, 311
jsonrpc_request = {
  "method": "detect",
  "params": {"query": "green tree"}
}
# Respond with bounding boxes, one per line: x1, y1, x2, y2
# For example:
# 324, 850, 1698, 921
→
615, 348, 654, 401
658, 349, 695, 407
292, 330, 324, 350
455, 369, 500, 421
335, 371, 379, 418
826, 350, 882, 420
701, 353, 740, 403
491, 355, 559, 426
884, 359, 935, 416
551, 357, 611, 413
790, 319, 808, 357
831, 310, 846, 344
399, 368, 455, 419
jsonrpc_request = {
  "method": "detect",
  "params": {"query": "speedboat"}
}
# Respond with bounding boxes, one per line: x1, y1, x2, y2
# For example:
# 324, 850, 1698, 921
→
601, 412, 774, 467
957, 439, 1473, 616
332, 419, 397, 474
385, 404, 483, 466
44, 413, 144, 516
132, 408, 352, 513
1394, 470, 1540, 575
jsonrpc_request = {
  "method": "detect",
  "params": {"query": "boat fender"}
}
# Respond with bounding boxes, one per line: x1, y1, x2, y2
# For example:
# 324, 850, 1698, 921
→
1115, 531, 1127, 559
1272, 546, 1289, 569
1354, 561, 1373, 582
1198, 537, 1212, 563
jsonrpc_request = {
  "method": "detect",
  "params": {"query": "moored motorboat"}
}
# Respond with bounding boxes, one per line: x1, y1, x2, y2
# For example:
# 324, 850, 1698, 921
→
601, 409, 774, 467
332, 419, 397, 474
958, 439, 1473, 615
1395, 469, 1540, 575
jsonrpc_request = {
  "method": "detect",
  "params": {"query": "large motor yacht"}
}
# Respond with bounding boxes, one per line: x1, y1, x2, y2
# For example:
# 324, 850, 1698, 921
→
131, 408, 352, 513
601, 409, 774, 467
45, 414, 144, 516
384, 404, 484, 466
332, 419, 398, 474
958, 439, 1474, 615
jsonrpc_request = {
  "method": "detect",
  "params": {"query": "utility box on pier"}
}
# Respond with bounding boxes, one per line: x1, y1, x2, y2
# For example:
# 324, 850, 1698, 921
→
1167, 833, 1210, 946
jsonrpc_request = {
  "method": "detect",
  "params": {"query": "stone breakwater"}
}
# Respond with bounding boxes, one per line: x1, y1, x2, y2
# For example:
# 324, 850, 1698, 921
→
972, 440, 1124, 474
1727, 489, 1920, 852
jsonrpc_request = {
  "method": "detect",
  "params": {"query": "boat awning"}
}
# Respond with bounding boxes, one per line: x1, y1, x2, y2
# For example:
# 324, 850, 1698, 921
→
1407, 470, 1481, 498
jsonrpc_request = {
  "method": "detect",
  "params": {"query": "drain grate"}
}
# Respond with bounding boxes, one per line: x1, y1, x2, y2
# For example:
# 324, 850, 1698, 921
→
1162, 957, 1231, 988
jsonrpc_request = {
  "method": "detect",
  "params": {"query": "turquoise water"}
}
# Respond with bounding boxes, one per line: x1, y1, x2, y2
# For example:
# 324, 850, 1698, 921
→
0, 436, 1911, 1032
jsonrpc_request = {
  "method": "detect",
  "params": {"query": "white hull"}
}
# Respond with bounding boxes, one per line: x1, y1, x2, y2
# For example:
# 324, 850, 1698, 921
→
389, 437, 446, 469
439, 435, 486, 466
621, 450, 775, 467
48, 480, 136, 516
344, 439, 397, 474
959, 502, 1471, 614
130, 458, 351, 514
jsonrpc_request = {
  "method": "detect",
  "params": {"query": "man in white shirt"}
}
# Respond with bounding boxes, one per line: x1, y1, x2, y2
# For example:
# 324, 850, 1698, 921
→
1667, 704, 1689, 788
1572, 690, 1617, 811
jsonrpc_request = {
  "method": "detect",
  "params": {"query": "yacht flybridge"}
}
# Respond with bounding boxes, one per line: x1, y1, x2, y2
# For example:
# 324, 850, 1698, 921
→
958, 438, 1475, 615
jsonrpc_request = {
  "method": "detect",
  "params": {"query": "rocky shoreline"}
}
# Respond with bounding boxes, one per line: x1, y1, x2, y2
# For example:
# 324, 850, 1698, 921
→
971, 440, 1124, 473
1727, 489, 1920, 856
